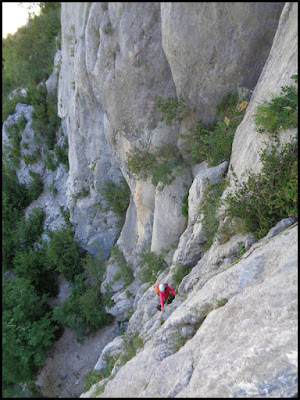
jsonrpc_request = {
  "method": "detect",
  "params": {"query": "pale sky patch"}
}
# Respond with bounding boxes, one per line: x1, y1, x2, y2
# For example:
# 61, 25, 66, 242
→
2, 2, 41, 38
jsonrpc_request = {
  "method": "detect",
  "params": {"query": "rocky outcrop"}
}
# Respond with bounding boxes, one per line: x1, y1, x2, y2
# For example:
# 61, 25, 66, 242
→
83, 222, 297, 398
172, 161, 228, 267
226, 1, 298, 185
2, 101, 69, 235
161, 2, 285, 124
58, 3, 124, 256
3, 2, 297, 398
57, 2, 286, 259
77, 2, 297, 398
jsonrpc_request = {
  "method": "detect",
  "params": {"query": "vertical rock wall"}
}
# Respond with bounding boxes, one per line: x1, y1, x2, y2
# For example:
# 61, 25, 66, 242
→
58, 1, 284, 260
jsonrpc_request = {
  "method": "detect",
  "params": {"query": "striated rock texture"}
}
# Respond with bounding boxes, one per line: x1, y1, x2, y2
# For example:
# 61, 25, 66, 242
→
57, 1, 285, 259
226, 1, 298, 185
161, 2, 285, 124
58, 3, 124, 256
76, 2, 297, 398
4, 1, 297, 398
92, 224, 297, 398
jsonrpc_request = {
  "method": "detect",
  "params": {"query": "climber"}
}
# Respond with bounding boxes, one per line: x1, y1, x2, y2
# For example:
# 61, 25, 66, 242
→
155, 283, 176, 312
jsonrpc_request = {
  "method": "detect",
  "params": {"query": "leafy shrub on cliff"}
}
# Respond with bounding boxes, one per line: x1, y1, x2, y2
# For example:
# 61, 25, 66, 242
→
137, 249, 168, 284
172, 263, 193, 291
27, 170, 44, 202
26, 82, 61, 150
13, 245, 59, 297
15, 207, 45, 249
224, 138, 298, 240
2, 173, 33, 271
54, 137, 69, 171
110, 245, 134, 288
3, 113, 27, 171
127, 143, 186, 186
254, 75, 298, 134
100, 177, 131, 219
155, 94, 188, 126
200, 176, 228, 251
180, 92, 248, 166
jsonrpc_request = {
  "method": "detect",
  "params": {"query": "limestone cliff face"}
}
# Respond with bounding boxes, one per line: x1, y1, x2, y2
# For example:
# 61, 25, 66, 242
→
3, 2, 297, 398
58, 1, 285, 260
76, 2, 297, 398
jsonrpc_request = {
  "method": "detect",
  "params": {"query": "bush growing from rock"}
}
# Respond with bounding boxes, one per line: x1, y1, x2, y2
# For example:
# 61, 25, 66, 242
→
180, 91, 248, 166
110, 245, 134, 288
172, 263, 193, 291
155, 94, 188, 126
200, 176, 228, 251
100, 177, 131, 219
137, 249, 168, 284
4, 113, 27, 170
27, 170, 44, 201
224, 138, 298, 240
254, 75, 298, 134
127, 143, 186, 186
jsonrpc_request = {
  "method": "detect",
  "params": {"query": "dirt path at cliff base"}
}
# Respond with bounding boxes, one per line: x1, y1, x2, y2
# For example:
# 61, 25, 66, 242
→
35, 322, 118, 398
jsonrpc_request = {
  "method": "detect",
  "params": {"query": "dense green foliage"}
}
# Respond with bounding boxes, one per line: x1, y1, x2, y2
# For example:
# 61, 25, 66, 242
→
2, 276, 58, 386
127, 143, 186, 186
180, 92, 248, 166
3, 113, 27, 171
181, 190, 189, 218
2, 173, 36, 271
254, 75, 298, 134
46, 228, 85, 282
26, 82, 61, 150
137, 250, 168, 284
155, 95, 188, 126
52, 275, 114, 343
100, 177, 131, 219
27, 170, 44, 201
54, 137, 69, 171
224, 138, 298, 240
2, 3, 61, 102
2, 175, 113, 391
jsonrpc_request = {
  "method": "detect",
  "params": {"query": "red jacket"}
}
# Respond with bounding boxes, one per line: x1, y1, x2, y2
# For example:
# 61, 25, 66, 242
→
159, 285, 176, 309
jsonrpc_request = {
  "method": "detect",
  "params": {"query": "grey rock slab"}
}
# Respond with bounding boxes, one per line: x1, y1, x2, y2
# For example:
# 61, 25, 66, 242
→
161, 2, 284, 124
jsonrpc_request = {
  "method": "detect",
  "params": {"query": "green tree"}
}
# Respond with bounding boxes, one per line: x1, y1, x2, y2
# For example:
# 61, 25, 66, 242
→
52, 275, 113, 342
2, 276, 58, 386
13, 245, 59, 297
2, 173, 32, 271
46, 228, 85, 282
14, 207, 45, 250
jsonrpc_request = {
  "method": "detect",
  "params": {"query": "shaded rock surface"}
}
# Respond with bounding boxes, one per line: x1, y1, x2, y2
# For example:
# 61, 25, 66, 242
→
161, 2, 285, 124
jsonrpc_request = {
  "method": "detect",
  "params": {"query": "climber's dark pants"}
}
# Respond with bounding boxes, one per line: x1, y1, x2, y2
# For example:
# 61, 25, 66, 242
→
156, 299, 166, 311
